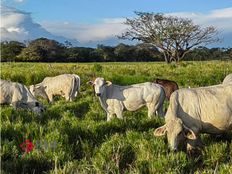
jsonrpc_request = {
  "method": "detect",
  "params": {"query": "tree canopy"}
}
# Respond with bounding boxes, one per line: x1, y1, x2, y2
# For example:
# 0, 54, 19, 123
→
119, 12, 219, 63
0, 41, 26, 62
17, 38, 66, 62
0, 38, 230, 62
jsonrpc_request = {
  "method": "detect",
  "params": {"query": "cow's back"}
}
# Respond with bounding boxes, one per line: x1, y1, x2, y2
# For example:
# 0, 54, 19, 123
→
223, 74, 232, 85
0, 80, 30, 104
42, 74, 74, 93
0, 80, 14, 104
154, 79, 178, 100
166, 85, 232, 133
118, 82, 164, 110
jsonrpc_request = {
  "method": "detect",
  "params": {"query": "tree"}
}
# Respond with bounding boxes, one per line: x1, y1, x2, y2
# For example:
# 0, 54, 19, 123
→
0, 41, 25, 62
96, 45, 116, 61
17, 38, 66, 62
119, 12, 219, 63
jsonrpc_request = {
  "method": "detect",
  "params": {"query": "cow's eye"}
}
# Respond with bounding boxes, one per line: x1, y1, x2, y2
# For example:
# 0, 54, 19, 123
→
35, 102, 39, 107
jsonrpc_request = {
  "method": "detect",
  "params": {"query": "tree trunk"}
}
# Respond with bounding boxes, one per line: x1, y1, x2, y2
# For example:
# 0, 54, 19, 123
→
163, 52, 171, 63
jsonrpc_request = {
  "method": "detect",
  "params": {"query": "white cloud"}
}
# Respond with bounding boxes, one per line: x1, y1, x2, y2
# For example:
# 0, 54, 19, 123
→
14, 0, 25, 3
0, 4, 78, 44
41, 18, 127, 43
42, 7, 232, 47
1, 4, 231, 47
168, 7, 232, 31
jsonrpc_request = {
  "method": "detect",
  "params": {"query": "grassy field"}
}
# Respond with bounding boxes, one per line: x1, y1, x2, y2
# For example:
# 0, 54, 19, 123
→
1, 61, 232, 174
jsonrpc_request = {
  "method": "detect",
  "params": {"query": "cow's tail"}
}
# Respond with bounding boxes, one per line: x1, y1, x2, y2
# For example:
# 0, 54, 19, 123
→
73, 74, 81, 97
69, 77, 76, 101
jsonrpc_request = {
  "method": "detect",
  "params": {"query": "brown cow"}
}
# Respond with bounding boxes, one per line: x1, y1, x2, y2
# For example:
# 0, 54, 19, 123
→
154, 79, 179, 100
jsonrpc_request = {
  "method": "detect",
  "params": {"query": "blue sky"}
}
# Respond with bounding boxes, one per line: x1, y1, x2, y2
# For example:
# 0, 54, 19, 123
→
5, 0, 232, 22
1, 0, 232, 47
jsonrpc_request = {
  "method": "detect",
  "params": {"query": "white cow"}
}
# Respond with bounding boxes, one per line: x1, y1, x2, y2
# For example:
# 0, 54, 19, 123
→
29, 74, 80, 102
0, 79, 44, 114
88, 77, 165, 121
223, 73, 232, 85
154, 84, 232, 151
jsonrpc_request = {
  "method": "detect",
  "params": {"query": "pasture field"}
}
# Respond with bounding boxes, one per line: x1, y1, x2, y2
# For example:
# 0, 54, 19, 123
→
1, 61, 232, 174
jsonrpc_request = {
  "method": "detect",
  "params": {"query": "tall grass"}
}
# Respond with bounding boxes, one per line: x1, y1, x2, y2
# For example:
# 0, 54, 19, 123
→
1, 61, 232, 173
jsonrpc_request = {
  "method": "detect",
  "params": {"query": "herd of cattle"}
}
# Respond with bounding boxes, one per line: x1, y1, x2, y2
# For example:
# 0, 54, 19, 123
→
0, 73, 232, 151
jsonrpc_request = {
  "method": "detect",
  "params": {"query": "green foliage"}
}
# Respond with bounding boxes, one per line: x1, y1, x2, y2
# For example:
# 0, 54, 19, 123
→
17, 38, 66, 62
1, 61, 232, 173
0, 41, 26, 61
120, 12, 219, 63
2, 38, 231, 63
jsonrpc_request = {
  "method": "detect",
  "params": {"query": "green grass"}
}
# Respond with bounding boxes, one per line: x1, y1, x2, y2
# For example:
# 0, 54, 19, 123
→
1, 61, 232, 174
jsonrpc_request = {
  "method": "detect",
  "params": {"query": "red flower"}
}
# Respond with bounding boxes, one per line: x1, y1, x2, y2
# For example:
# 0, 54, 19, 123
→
20, 139, 34, 153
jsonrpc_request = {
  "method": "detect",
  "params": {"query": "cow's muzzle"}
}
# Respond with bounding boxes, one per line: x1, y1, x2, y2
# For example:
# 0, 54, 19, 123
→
96, 93, 101, 97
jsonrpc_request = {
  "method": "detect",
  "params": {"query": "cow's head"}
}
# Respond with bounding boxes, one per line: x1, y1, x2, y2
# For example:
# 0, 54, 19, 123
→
25, 101, 45, 115
87, 77, 112, 97
31, 101, 45, 115
29, 85, 48, 99
154, 118, 196, 151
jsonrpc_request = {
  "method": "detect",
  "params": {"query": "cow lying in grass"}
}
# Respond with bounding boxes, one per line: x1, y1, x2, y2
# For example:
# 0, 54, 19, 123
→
88, 77, 165, 121
154, 84, 232, 151
0, 79, 44, 114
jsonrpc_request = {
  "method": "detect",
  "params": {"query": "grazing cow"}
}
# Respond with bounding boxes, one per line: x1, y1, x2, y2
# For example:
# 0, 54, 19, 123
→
0, 79, 44, 114
223, 73, 232, 85
154, 84, 232, 151
154, 79, 179, 100
88, 77, 165, 121
29, 74, 80, 102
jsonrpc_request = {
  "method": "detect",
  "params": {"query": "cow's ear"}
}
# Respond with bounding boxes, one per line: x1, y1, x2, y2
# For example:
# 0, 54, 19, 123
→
154, 125, 167, 136
34, 85, 41, 89
87, 81, 94, 86
29, 85, 35, 91
35, 85, 47, 90
105, 81, 112, 86
183, 124, 196, 140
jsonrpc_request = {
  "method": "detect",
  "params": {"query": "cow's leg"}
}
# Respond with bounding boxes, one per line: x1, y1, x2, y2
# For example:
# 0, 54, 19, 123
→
115, 102, 123, 120
67, 95, 74, 102
11, 101, 18, 109
64, 93, 71, 101
47, 94, 54, 103
115, 109, 123, 120
157, 104, 164, 117
147, 103, 156, 118
107, 113, 114, 122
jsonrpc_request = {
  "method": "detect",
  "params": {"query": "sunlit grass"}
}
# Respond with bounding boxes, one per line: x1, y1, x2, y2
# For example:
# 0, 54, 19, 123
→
1, 61, 232, 173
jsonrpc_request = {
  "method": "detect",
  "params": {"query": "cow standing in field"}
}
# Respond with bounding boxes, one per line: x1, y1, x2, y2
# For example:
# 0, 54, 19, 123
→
88, 77, 165, 121
154, 79, 179, 100
29, 74, 80, 102
0, 79, 44, 114
223, 73, 232, 85
154, 84, 232, 151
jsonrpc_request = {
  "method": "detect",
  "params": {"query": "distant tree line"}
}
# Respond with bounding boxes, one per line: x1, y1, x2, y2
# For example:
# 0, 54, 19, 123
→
1, 38, 231, 62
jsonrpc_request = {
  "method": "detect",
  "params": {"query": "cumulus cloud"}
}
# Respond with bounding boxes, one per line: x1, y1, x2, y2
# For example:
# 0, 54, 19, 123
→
41, 18, 127, 43
0, 4, 78, 44
1, 4, 231, 47
169, 7, 232, 31
168, 8, 232, 47
42, 7, 232, 47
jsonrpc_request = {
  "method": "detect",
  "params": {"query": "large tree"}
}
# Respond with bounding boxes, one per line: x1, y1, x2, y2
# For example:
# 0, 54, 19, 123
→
17, 38, 66, 62
0, 41, 25, 62
119, 12, 219, 63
